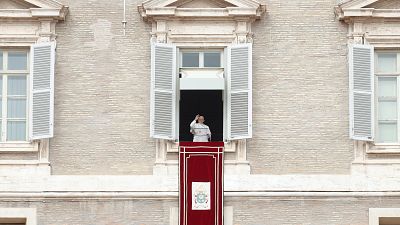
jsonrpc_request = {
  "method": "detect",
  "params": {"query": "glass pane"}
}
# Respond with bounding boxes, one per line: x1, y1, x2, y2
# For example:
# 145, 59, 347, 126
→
8, 52, 27, 70
8, 76, 26, 96
182, 52, 199, 67
379, 77, 397, 97
378, 123, 397, 143
378, 53, 397, 73
0, 51, 3, 70
379, 101, 397, 121
7, 98, 26, 118
204, 52, 221, 67
7, 121, 26, 141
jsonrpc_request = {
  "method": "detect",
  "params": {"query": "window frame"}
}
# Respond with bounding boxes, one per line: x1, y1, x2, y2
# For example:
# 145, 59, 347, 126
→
0, 208, 36, 225
176, 47, 227, 142
0, 49, 30, 143
374, 51, 400, 146
180, 49, 224, 69
370, 208, 400, 225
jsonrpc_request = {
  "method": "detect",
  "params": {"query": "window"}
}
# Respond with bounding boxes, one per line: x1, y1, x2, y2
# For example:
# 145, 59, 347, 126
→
0, 42, 55, 145
350, 46, 400, 149
181, 51, 222, 68
375, 52, 399, 143
150, 43, 252, 141
0, 50, 29, 142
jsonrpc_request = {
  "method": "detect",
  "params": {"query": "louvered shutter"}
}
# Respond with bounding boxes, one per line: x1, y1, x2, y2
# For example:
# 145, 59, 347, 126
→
29, 42, 55, 140
227, 43, 252, 140
349, 44, 374, 141
150, 43, 177, 140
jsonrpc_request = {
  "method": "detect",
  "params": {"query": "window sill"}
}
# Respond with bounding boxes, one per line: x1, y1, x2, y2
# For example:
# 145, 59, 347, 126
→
167, 141, 236, 153
367, 143, 400, 154
0, 141, 37, 152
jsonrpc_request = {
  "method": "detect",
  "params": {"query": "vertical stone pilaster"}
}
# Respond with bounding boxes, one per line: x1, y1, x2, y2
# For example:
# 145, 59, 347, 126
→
156, 20, 168, 43
38, 139, 49, 164
38, 19, 55, 43
352, 21, 365, 44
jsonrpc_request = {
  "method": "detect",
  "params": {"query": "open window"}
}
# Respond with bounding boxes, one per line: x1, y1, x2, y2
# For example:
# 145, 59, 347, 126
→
0, 43, 54, 143
338, 0, 400, 156
150, 43, 252, 141
179, 90, 223, 141
349, 45, 400, 147
140, 0, 264, 174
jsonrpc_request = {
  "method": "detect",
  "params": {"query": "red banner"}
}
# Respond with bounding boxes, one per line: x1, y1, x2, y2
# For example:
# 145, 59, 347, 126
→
179, 142, 224, 225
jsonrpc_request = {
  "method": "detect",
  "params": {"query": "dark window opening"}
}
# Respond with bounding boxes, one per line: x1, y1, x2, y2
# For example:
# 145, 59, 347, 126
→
179, 90, 223, 142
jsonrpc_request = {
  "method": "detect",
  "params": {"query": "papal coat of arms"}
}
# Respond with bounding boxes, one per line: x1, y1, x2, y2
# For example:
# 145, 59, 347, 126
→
192, 182, 211, 210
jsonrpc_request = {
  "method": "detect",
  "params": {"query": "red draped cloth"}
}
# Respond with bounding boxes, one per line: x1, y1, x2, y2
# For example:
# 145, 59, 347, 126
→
179, 142, 224, 225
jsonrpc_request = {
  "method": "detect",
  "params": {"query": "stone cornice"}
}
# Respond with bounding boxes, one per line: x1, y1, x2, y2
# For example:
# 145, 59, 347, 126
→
24, 0, 64, 8
335, 0, 400, 21
140, 6, 264, 19
138, 0, 266, 21
142, 0, 261, 8
338, 0, 379, 9
0, 0, 68, 20
336, 8, 400, 21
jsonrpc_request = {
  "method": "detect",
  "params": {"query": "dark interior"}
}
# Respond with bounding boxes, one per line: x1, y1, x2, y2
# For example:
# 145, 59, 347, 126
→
179, 90, 223, 142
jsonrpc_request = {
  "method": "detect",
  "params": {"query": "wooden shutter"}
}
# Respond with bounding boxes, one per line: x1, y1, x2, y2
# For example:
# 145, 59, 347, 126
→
349, 44, 374, 141
150, 43, 177, 140
227, 43, 252, 140
29, 42, 55, 140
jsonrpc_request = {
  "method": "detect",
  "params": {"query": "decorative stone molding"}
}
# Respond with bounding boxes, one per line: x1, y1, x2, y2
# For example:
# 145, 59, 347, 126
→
335, 0, 400, 21
0, 0, 68, 46
0, 0, 68, 20
138, 0, 265, 19
335, 0, 400, 46
138, 0, 266, 45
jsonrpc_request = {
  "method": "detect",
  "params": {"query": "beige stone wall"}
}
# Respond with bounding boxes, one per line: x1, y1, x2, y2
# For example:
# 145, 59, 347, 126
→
50, 0, 352, 175
2, 196, 400, 224
0, 199, 176, 225
249, 0, 352, 174
228, 196, 400, 225
51, 0, 154, 175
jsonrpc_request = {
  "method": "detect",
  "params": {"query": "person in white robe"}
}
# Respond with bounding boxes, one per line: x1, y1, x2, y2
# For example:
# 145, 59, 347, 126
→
190, 114, 211, 142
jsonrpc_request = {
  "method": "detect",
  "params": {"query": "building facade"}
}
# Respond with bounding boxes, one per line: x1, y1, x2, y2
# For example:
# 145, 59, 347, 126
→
1, 0, 400, 224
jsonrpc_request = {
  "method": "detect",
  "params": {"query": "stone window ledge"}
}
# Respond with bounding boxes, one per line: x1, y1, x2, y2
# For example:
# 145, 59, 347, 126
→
0, 142, 37, 153
367, 143, 400, 154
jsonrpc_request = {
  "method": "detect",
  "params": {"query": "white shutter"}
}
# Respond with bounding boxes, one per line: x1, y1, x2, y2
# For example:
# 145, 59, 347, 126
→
150, 43, 177, 140
349, 44, 374, 141
29, 42, 55, 140
227, 43, 252, 140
